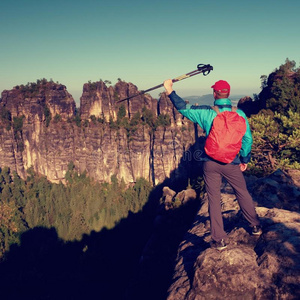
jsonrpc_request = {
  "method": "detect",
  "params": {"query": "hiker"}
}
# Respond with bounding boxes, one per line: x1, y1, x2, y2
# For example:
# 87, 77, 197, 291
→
163, 79, 262, 250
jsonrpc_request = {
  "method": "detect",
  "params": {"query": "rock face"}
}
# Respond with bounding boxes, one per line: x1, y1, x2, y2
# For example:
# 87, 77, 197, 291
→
0, 80, 75, 122
0, 81, 76, 179
166, 169, 300, 299
0, 80, 199, 184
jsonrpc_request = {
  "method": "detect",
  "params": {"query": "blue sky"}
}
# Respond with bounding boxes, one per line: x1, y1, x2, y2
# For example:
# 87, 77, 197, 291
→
1, 0, 299, 104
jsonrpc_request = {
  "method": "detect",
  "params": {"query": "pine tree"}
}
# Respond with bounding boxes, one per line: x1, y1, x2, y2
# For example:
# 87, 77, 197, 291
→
258, 59, 300, 115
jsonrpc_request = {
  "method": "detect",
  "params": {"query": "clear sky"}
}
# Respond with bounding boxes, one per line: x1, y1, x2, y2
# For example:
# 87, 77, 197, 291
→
1, 0, 299, 104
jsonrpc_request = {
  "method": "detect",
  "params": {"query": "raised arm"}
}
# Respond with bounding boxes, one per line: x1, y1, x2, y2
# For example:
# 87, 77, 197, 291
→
163, 79, 174, 95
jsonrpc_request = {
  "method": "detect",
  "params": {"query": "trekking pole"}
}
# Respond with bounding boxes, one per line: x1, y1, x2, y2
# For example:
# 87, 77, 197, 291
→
117, 63, 213, 103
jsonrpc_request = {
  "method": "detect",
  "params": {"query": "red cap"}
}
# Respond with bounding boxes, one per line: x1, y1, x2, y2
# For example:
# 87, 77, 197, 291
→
211, 80, 230, 93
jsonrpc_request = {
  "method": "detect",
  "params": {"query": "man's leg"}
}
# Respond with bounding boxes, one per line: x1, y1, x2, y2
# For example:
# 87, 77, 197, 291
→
221, 164, 260, 226
203, 161, 227, 242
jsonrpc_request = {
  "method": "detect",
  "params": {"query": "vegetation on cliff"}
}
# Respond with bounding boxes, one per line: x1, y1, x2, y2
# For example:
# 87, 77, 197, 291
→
247, 59, 300, 175
249, 109, 300, 174
109, 104, 171, 134
258, 59, 300, 114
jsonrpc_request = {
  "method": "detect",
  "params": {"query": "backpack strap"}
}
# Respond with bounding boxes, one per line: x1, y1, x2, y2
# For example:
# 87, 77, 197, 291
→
212, 106, 238, 114
211, 106, 220, 114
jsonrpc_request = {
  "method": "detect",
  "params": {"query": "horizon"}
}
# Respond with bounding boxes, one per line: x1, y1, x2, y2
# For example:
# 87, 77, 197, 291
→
0, 78, 259, 106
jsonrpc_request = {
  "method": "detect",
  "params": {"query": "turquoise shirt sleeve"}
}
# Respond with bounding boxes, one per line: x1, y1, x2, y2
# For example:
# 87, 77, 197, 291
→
168, 91, 215, 133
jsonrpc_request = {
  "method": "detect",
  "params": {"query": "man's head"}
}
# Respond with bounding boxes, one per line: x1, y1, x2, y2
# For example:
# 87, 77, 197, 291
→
211, 80, 230, 99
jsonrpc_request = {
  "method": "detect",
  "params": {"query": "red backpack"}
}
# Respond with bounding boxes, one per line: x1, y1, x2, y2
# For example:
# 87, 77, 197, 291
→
204, 106, 247, 163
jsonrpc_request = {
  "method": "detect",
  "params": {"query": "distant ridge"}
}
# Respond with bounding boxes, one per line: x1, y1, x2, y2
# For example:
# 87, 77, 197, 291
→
183, 94, 249, 106
182, 95, 214, 105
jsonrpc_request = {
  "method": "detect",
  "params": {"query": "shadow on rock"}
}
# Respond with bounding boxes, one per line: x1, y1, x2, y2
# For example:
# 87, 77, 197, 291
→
166, 169, 300, 300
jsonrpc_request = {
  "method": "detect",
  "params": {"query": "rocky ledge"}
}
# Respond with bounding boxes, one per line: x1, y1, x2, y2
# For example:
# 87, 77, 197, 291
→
133, 169, 300, 300
166, 169, 300, 300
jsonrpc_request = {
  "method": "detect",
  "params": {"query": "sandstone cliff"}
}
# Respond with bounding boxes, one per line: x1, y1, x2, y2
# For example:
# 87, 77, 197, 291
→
0, 80, 200, 184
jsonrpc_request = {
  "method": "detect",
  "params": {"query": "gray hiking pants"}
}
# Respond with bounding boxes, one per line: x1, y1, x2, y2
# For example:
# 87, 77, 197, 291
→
203, 160, 260, 242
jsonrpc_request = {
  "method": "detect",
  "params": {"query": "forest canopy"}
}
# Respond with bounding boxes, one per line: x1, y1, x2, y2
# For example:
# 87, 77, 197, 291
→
0, 166, 152, 259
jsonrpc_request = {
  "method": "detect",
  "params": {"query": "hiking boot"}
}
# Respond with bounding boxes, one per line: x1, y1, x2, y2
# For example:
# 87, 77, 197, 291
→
211, 239, 227, 251
252, 225, 262, 236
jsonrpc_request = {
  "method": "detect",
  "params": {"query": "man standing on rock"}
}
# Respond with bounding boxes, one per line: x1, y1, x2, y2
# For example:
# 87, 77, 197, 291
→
163, 79, 262, 250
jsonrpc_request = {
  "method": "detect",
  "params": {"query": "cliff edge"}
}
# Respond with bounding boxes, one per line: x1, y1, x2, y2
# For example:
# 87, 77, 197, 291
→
128, 169, 300, 300
165, 169, 300, 300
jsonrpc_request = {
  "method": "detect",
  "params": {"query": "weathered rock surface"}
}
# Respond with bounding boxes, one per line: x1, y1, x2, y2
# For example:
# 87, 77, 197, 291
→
0, 80, 200, 184
0, 81, 75, 122
158, 169, 300, 300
